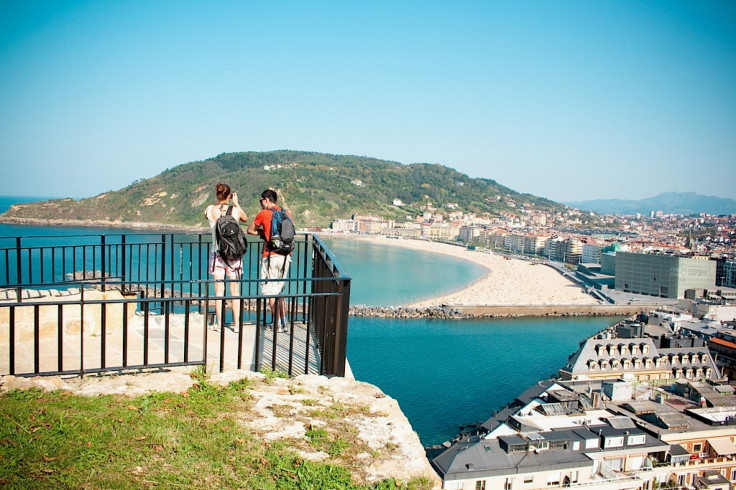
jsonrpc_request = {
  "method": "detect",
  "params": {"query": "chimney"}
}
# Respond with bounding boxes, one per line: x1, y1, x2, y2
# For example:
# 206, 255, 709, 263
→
592, 391, 601, 408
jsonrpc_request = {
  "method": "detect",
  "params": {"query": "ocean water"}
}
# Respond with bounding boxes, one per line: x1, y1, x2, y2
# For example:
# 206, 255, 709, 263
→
347, 316, 613, 447
0, 196, 620, 447
321, 237, 484, 306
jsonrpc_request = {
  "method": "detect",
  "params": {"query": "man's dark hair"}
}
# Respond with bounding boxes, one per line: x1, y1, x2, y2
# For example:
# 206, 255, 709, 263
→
261, 189, 278, 203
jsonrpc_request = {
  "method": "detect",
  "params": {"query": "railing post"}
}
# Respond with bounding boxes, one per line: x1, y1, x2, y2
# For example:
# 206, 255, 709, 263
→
160, 234, 166, 300
101, 235, 107, 292
121, 235, 127, 293
15, 237, 21, 286
332, 278, 351, 377
9, 306, 15, 375
169, 233, 175, 296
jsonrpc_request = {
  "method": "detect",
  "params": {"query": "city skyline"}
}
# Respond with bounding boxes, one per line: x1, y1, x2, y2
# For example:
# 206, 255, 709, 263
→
1, 1, 734, 202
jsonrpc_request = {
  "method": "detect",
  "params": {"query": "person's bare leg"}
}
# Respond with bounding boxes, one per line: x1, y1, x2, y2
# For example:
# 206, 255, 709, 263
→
228, 279, 240, 332
268, 297, 278, 328
214, 278, 225, 330
278, 297, 287, 330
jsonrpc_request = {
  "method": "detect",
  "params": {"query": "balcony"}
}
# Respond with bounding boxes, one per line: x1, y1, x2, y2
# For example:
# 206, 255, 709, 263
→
0, 232, 350, 377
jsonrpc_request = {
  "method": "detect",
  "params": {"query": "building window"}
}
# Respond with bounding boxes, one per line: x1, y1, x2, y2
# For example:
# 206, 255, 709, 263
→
476, 481, 486, 490
524, 476, 534, 484
693, 443, 703, 453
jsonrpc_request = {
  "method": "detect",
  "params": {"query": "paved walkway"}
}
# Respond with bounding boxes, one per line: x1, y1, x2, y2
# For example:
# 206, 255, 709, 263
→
0, 311, 322, 377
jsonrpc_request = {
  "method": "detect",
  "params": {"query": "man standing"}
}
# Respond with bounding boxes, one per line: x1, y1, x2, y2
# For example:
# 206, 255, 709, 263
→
247, 189, 292, 332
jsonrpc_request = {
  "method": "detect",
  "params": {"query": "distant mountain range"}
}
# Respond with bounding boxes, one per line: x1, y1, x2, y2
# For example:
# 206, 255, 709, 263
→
566, 192, 736, 216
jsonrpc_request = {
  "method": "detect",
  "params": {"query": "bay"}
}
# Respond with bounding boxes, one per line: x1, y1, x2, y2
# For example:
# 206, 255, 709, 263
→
321, 237, 484, 306
0, 196, 619, 447
347, 316, 614, 447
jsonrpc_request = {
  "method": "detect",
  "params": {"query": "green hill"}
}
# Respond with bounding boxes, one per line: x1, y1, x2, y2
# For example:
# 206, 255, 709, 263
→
1, 151, 564, 228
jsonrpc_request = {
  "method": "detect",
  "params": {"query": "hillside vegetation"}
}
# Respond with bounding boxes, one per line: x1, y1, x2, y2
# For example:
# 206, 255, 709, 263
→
1, 151, 564, 228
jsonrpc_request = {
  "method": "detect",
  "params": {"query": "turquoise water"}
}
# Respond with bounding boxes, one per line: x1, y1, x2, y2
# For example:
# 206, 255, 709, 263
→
347, 316, 613, 446
0, 197, 620, 447
321, 238, 484, 306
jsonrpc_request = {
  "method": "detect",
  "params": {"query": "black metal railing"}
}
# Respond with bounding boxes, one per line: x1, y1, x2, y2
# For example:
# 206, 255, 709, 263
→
0, 232, 351, 377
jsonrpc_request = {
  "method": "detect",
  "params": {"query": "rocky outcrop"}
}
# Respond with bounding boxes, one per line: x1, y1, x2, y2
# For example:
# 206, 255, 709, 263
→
350, 305, 468, 319
349, 304, 655, 319
0, 370, 441, 488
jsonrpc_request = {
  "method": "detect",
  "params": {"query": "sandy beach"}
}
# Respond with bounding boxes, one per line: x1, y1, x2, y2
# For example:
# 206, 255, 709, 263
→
343, 235, 599, 308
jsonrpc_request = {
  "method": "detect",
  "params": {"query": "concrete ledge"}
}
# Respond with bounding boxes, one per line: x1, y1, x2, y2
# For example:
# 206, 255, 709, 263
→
454, 304, 657, 317
350, 304, 658, 319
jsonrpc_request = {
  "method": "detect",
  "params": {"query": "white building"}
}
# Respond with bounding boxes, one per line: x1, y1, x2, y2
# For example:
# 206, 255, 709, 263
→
724, 260, 736, 288
582, 244, 602, 264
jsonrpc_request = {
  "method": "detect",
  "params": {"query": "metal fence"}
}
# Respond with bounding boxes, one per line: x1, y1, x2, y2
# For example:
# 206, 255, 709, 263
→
0, 232, 351, 377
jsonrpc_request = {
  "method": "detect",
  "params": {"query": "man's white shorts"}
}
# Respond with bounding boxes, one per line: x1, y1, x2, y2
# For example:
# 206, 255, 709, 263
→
260, 254, 292, 296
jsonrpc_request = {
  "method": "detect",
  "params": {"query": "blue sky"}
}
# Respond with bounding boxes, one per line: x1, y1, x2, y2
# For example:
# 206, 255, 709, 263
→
1, 0, 734, 202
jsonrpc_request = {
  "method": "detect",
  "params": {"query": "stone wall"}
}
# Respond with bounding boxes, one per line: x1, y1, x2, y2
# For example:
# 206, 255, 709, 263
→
350, 303, 655, 319
0, 289, 138, 342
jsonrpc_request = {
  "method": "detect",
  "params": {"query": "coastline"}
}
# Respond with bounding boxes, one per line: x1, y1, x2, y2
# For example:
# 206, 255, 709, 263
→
330, 234, 599, 308
0, 216, 206, 232
1, 216, 602, 313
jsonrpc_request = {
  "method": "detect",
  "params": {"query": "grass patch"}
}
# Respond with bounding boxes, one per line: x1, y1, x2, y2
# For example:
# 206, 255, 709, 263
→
0, 379, 427, 489
260, 367, 289, 382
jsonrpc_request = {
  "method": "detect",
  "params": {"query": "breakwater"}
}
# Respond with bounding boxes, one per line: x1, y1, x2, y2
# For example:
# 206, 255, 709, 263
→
349, 303, 656, 319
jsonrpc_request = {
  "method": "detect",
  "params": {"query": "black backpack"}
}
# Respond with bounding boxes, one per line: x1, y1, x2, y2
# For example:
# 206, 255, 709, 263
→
268, 209, 295, 254
215, 206, 247, 262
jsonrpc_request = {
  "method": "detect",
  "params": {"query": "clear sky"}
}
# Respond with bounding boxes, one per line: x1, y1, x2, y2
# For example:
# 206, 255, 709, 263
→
1, 1, 734, 203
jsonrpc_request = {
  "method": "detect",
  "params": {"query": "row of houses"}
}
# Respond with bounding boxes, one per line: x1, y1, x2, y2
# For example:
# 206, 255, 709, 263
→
432, 319, 736, 489
331, 214, 736, 299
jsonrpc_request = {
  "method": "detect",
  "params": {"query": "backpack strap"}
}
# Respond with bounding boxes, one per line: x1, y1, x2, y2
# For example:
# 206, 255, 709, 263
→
226, 205, 234, 216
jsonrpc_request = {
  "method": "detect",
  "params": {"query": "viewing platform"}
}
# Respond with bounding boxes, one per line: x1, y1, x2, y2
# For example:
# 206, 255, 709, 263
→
0, 232, 351, 378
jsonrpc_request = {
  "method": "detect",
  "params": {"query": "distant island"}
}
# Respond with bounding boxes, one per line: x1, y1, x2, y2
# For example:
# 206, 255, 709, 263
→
0, 151, 564, 228
566, 192, 736, 216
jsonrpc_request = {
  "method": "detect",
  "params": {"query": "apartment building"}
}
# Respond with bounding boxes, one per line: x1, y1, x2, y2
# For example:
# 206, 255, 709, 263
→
582, 243, 602, 264
558, 336, 719, 383
724, 260, 736, 288
458, 225, 481, 243
544, 237, 583, 264
421, 222, 460, 240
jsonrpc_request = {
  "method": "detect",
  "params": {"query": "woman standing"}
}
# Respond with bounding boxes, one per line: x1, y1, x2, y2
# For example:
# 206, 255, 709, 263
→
204, 183, 248, 331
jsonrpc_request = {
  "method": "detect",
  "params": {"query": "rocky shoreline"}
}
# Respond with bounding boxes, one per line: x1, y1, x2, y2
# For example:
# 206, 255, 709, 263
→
0, 216, 205, 231
350, 305, 469, 319
349, 304, 654, 319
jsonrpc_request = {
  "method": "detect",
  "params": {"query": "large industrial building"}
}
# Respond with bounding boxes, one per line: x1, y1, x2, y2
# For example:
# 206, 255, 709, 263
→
614, 252, 716, 299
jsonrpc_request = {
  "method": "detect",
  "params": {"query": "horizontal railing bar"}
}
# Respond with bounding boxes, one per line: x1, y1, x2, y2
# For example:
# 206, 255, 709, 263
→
0, 231, 311, 242
0, 291, 341, 307
7, 361, 208, 379
2, 274, 348, 289
312, 234, 352, 280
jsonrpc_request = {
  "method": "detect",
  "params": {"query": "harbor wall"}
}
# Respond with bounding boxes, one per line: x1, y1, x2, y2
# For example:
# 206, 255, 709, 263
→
349, 304, 657, 319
